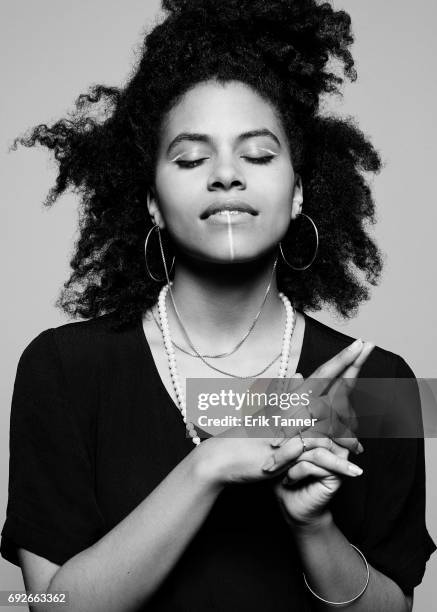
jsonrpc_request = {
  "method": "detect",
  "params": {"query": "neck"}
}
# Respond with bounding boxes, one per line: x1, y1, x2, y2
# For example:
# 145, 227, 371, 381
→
164, 251, 284, 353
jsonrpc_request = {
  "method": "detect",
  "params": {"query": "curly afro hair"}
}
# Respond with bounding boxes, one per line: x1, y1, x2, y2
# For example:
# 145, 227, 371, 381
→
14, 0, 383, 328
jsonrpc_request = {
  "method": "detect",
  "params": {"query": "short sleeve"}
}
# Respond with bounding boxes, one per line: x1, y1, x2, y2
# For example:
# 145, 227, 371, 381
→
357, 356, 436, 594
1, 329, 106, 567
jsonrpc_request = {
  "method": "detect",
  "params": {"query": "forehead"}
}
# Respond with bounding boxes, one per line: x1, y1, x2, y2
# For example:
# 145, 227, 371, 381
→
161, 80, 284, 141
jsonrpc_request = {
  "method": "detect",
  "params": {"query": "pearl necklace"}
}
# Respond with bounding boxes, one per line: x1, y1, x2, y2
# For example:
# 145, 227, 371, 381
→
157, 284, 295, 446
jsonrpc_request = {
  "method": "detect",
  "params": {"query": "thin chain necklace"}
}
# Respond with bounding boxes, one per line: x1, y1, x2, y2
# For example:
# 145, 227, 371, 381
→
153, 258, 278, 359
160, 283, 295, 378
164, 282, 295, 378
157, 284, 295, 445
151, 307, 282, 367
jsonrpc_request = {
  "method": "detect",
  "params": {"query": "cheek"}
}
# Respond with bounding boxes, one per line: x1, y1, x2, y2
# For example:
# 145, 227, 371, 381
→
257, 176, 294, 239
255, 167, 294, 217
154, 169, 194, 225
275, 163, 295, 200
256, 158, 295, 196
273, 167, 295, 220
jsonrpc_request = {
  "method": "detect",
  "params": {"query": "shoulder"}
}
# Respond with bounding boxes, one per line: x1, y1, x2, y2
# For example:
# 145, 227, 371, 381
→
23, 313, 134, 350
303, 313, 414, 378
18, 314, 140, 379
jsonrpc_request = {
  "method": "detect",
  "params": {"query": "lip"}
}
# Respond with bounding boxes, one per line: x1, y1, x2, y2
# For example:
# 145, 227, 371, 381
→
200, 199, 258, 220
205, 210, 256, 225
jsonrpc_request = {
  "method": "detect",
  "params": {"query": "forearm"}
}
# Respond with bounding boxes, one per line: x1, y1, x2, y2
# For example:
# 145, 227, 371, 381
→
291, 513, 410, 612
47, 447, 223, 612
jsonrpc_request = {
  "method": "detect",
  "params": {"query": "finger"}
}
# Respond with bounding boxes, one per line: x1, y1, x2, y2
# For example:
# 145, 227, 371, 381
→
270, 420, 337, 450
334, 437, 361, 456
298, 431, 350, 458
319, 345, 373, 438
326, 342, 376, 399
331, 429, 363, 455
268, 406, 316, 443
346, 341, 376, 373
263, 435, 349, 472
326, 378, 354, 419
332, 399, 360, 438
326, 439, 349, 459
305, 393, 361, 447
272, 343, 366, 400
329, 414, 363, 453
305, 417, 362, 454
327, 343, 374, 440
304, 339, 366, 396
295, 447, 363, 477
284, 460, 333, 484
269, 394, 354, 441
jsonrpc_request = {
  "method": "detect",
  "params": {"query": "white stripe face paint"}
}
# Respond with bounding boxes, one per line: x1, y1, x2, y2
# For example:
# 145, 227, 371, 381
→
257, 147, 278, 156
226, 210, 235, 260
170, 152, 186, 162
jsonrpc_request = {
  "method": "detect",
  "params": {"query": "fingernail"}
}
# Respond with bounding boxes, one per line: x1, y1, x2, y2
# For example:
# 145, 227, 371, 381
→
271, 438, 282, 448
348, 463, 363, 476
357, 442, 364, 454
350, 339, 363, 350
262, 457, 276, 471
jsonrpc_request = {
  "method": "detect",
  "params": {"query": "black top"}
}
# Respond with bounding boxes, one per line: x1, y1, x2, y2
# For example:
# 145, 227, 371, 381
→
1, 312, 436, 611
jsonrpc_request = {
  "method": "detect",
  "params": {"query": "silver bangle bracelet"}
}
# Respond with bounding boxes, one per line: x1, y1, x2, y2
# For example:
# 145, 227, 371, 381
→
302, 543, 370, 607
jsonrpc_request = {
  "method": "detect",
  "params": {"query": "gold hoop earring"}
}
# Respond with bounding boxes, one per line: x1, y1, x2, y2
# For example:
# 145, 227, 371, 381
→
144, 224, 175, 282
279, 213, 319, 271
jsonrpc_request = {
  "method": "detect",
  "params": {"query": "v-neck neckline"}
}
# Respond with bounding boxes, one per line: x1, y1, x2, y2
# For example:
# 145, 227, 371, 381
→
137, 310, 313, 418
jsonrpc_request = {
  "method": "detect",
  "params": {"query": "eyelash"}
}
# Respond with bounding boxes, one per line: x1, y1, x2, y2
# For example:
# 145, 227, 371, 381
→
175, 156, 275, 169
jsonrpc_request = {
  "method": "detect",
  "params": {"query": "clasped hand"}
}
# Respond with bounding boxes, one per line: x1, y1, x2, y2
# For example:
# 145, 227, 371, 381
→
200, 338, 374, 528
266, 338, 375, 526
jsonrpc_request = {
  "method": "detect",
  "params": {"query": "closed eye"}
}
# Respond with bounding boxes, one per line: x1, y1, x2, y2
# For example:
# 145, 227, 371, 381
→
175, 155, 276, 169
174, 158, 209, 169
241, 156, 275, 165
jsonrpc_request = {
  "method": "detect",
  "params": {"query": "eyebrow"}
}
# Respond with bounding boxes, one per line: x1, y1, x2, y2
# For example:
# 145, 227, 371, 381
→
166, 128, 281, 155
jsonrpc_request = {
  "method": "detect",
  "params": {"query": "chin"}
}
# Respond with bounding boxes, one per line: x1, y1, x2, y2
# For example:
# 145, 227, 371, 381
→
175, 234, 276, 265
186, 246, 273, 267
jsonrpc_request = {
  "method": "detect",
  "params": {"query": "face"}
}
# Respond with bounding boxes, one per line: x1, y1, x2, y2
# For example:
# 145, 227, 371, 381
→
150, 79, 303, 264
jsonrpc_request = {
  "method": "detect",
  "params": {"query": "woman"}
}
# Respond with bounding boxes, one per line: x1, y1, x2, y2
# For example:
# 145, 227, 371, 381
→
1, 0, 435, 610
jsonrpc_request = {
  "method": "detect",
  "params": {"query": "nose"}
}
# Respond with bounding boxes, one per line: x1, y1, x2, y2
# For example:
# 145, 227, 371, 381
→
207, 154, 246, 191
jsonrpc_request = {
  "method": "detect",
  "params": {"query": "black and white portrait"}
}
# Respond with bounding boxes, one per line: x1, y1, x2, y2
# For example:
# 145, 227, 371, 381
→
1, 1, 436, 610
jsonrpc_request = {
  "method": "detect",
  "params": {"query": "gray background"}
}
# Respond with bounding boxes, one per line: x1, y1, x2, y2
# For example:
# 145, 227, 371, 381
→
1, 0, 436, 608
